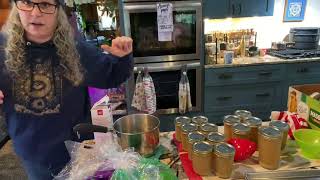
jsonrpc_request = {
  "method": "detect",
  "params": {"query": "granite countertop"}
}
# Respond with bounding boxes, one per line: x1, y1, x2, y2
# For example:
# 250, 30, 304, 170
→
205, 55, 320, 68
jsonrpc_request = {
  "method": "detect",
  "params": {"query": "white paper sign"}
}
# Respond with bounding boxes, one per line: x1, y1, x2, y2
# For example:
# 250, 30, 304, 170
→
157, 3, 173, 33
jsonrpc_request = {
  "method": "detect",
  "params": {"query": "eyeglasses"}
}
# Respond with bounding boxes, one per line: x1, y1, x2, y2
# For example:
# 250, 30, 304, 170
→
15, 0, 58, 14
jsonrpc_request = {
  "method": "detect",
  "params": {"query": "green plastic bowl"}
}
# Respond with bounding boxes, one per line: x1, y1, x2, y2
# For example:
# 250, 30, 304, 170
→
293, 129, 320, 159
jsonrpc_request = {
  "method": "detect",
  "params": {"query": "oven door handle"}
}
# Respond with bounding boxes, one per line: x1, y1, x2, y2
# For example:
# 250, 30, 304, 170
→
123, 1, 201, 10
134, 62, 201, 72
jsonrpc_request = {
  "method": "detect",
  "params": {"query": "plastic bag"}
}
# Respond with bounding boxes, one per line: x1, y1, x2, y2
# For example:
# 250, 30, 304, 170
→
179, 67, 192, 114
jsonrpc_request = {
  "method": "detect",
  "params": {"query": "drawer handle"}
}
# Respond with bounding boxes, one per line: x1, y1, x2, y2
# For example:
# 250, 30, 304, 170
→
259, 71, 272, 76
297, 68, 309, 73
256, 93, 270, 97
216, 96, 232, 101
218, 74, 233, 79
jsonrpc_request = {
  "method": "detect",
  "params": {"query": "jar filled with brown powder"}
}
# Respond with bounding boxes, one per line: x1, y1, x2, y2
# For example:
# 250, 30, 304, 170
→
200, 123, 218, 136
269, 120, 289, 150
245, 116, 262, 144
223, 115, 241, 141
214, 142, 235, 179
258, 126, 282, 170
192, 116, 209, 127
181, 123, 198, 151
207, 132, 225, 146
192, 141, 213, 176
175, 116, 191, 142
232, 123, 250, 139
187, 132, 206, 160
234, 110, 252, 122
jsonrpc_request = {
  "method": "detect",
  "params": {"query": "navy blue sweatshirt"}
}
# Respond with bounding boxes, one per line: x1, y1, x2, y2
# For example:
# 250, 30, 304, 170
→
0, 34, 133, 167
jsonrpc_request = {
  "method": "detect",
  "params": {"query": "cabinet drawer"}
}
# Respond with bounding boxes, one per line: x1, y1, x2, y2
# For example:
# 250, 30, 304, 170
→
286, 62, 320, 80
205, 64, 284, 86
204, 83, 281, 112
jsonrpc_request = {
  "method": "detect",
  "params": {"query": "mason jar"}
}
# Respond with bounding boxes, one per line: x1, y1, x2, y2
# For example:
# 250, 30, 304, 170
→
269, 120, 289, 150
234, 110, 252, 122
187, 132, 206, 160
245, 116, 262, 144
181, 123, 198, 151
232, 123, 250, 140
214, 142, 235, 179
207, 132, 225, 146
258, 126, 282, 170
192, 116, 209, 127
223, 115, 241, 141
200, 123, 218, 136
192, 141, 213, 176
175, 116, 191, 142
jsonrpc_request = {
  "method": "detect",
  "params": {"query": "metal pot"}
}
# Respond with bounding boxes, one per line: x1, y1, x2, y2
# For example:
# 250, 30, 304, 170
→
73, 114, 160, 156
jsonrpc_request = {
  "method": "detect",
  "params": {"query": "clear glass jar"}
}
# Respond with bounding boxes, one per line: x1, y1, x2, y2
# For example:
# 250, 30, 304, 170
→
181, 123, 198, 151
223, 115, 241, 141
234, 110, 252, 122
175, 116, 191, 142
192, 141, 213, 176
192, 116, 209, 126
214, 142, 235, 179
245, 116, 262, 144
187, 132, 206, 160
232, 123, 250, 139
269, 120, 289, 150
207, 132, 225, 146
200, 123, 218, 136
258, 126, 282, 170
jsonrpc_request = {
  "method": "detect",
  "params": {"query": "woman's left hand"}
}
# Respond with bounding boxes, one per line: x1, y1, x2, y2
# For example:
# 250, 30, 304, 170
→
101, 36, 133, 57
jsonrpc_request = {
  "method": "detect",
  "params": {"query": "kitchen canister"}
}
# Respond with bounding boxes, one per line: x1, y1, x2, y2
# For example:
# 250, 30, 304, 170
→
224, 50, 234, 64
187, 132, 206, 160
192, 116, 209, 126
175, 116, 191, 142
207, 132, 225, 146
214, 142, 235, 178
269, 120, 289, 150
258, 126, 282, 170
181, 123, 198, 151
232, 123, 250, 140
234, 110, 252, 122
245, 116, 262, 144
192, 141, 213, 176
200, 123, 218, 136
224, 115, 241, 141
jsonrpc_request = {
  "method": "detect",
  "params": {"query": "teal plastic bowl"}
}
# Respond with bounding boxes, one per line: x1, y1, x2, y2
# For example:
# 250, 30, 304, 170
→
293, 129, 320, 159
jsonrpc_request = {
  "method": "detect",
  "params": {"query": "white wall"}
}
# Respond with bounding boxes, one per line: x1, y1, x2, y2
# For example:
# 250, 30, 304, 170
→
204, 0, 320, 48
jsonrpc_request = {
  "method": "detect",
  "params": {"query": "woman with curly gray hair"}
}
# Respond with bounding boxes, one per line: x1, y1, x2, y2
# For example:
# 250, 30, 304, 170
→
0, 0, 133, 179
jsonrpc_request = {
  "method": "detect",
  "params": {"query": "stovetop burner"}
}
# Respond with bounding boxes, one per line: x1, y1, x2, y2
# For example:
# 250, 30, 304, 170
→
267, 49, 320, 59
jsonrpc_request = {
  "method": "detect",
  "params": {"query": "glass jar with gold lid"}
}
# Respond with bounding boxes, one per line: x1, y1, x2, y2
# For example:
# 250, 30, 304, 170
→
192, 141, 213, 176
214, 142, 235, 179
244, 116, 262, 144
269, 120, 289, 150
187, 132, 206, 160
234, 110, 252, 122
207, 132, 225, 146
223, 115, 241, 141
175, 116, 191, 142
192, 116, 209, 126
181, 123, 198, 151
200, 123, 218, 136
232, 123, 250, 139
258, 126, 282, 170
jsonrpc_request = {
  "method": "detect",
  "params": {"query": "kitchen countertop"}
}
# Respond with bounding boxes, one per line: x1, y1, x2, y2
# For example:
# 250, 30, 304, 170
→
205, 55, 320, 68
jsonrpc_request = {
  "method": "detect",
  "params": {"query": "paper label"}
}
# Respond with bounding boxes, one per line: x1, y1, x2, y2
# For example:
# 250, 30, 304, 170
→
157, 3, 173, 32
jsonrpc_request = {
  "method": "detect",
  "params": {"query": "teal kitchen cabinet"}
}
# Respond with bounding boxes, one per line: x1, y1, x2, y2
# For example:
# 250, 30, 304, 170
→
280, 61, 320, 110
203, 0, 274, 19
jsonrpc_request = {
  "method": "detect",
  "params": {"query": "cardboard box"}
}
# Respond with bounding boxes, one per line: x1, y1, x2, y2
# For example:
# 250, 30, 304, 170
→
288, 84, 320, 130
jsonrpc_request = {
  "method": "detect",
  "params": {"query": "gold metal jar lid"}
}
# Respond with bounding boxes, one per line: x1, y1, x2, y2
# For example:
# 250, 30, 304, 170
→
181, 123, 198, 133
232, 123, 250, 134
269, 120, 289, 132
175, 116, 191, 125
259, 126, 282, 139
193, 141, 213, 155
192, 116, 209, 125
188, 132, 206, 143
234, 110, 252, 119
245, 116, 262, 127
200, 123, 218, 133
223, 115, 241, 125
215, 142, 235, 157
207, 132, 225, 143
